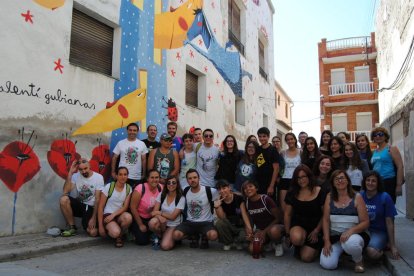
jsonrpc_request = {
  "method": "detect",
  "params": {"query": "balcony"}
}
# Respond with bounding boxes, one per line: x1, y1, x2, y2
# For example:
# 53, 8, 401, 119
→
333, 130, 371, 143
327, 36, 371, 51
329, 82, 374, 96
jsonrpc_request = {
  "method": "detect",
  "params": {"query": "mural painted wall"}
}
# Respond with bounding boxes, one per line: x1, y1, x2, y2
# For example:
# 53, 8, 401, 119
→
0, 0, 276, 236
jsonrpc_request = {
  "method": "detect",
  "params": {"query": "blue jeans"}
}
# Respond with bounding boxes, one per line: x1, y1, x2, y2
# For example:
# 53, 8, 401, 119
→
367, 229, 388, 251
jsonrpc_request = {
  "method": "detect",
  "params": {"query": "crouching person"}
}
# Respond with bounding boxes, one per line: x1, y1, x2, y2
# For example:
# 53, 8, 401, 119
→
214, 179, 247, 250
60, 159, 104, 237
241, 180, 285, 257
98, 167, 132, 247
173, 169, 218, 249
148, 176, 185, 250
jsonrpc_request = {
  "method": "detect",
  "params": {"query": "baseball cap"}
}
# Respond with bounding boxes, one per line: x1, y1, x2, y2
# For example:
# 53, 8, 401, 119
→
160, 133, 172, 140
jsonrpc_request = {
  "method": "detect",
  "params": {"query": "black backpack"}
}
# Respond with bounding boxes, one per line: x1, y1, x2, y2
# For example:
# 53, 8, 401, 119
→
138, 183, 162, 198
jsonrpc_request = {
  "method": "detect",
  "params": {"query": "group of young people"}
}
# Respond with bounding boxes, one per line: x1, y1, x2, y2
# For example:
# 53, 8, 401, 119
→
59, 122, 404, 273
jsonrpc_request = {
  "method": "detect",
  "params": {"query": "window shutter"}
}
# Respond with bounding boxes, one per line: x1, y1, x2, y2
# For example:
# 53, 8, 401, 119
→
186, 71, 198, 107
70, 9, 113, 76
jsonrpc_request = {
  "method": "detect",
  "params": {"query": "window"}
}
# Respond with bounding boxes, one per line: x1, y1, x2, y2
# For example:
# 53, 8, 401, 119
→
285, 103, 288, 118
259, 39, 267, 80
277, 95, 281, 106
235, 96, 245, 125
185, 67, 206, 110
186, 70, 198, 107
228, 0, 244, 55
330, 68, 346, 94
356, 112, 372, 131
263, 113, 269, 128
332, 113, 348, 132
70, 8, 114, 76
354, 66, 371, 92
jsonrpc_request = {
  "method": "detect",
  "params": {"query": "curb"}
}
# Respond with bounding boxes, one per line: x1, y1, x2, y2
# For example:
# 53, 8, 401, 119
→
0, 237, 101, 263
383, 252, 414, 276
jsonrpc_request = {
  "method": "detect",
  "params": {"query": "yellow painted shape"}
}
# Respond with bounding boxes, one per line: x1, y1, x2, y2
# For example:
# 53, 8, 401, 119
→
154, 0, 162, 65
33, 0, 65, 10
154, 0, 203, 49
131, 0, 144, 10
73, 70, 148, 136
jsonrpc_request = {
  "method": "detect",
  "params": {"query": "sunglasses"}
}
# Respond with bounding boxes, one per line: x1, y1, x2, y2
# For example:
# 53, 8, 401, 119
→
204, 134, 214, 138
76, 160, 88, 165
373, 132, 385, 137
163, 138, 172, 142
167, 181, 177, 185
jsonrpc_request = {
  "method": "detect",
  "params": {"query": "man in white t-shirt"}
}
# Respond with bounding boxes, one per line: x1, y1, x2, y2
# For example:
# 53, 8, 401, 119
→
60, 159, 104, 237
196, 129, 219, 187
111, 123, 148, 188
173, 169, 219, 249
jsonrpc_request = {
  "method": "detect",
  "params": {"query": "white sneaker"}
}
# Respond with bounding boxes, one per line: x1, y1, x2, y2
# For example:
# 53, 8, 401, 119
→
274, 243, 284, 257
223, 244, 231, 251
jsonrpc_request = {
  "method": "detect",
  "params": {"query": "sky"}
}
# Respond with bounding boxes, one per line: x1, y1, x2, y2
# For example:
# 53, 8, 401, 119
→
272, 0, 377, 141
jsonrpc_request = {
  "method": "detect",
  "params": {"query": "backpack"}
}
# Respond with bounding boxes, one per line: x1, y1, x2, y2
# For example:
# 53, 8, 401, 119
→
137, 183, 162, 198
245, 194, 272, 215
183, 185, 214, 215
107, 182, 131, 200
160, 193, 181, 206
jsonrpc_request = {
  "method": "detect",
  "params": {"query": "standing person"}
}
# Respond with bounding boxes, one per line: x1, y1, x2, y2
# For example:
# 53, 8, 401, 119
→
196, 129, 220, 187
344, 142, 369, 191
179, 133, 196, 189
246, 135, 258, 144
279, 133, 301, 212
167, 121, 182, 152
319, 130, 333, 156
98, 167, 133, 248
215, 135, 243, 187
271, 136, 282, 151
320, 170, 369, 273
298, 131, 308, 149
142, 124, 160, 160
313, 156, 335, 192
256, 127, 280, 199
328, 136, 346, 170
148, 176, 185, 250
241, 180, 285, 257
148, 133, 180, 185
284, 165, 326, 262
370, 127, 404, 203
234, 141, 259, 192
355, 133, 373, 169
337, 132, 350, 143
214, 180, 247, 250
361, 171, 399, 260
173, 169, 219, 249
301, 137, 321, 170
193, 127, 203, 143
111, 123, 148, 189
130, 170, 163, 245
272, 136, 286, 183
60, 159, 104, 237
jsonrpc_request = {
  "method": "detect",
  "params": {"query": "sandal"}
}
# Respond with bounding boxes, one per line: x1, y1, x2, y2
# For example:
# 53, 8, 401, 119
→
354, 261, 365, 273
115, 237, 124, 248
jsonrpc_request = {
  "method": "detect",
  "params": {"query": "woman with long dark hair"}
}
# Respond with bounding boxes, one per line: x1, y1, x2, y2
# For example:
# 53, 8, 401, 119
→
149, 176, 185, 250
319, 130, 333, 156
284, 165, 326, 262
355, 133, 373, 169
216, 135, 243, 187
328, 136, 346, 170
344, 142, 369, 191
301, 137, 321, 170
234, 140, 258, 192
313, 155, 335, 192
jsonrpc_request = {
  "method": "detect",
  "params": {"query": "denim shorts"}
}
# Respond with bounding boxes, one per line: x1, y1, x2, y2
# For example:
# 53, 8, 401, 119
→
367, 229, 388, 250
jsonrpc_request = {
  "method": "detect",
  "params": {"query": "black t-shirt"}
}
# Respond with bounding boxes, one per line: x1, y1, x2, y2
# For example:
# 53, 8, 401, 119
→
221, 193, 244, 226
142, 139, 160, 160
215, 150, 243, 183
256, 144, 280, 194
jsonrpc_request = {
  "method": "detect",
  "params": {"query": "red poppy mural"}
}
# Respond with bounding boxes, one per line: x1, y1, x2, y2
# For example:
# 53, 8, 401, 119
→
89, 142, 111, 181
47, 135, 80, 179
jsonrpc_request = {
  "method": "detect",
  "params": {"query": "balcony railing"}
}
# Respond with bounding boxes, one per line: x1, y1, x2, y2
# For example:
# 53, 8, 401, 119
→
327, 36, 371, 51
329, 82, 374, 96
333, 131, 371, 143
228, 29, 245, 56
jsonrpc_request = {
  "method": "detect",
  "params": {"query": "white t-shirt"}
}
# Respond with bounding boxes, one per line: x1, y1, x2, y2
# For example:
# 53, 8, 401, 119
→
155, 194, 185, 227
281, 150, 301, 179
185, 186, 219, 222
102, 184, 132, 214
195, 144, 219, 187
113, 138, 148, 180
71, 172, 104, 206
346, 166, 364, 187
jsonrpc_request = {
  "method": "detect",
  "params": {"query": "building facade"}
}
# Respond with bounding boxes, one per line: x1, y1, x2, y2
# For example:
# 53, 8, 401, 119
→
274, 80, 292, 144
318, 33, 379, 142
0, 0, 276, 236
375, 0, 414, 217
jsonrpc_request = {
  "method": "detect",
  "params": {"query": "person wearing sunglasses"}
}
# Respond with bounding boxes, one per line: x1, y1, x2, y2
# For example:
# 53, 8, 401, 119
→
60, 158, 104, 237
370, 127, 404, 203
148, 176, 185, 250
148, 133, 180, 185
195, 129, 220, 187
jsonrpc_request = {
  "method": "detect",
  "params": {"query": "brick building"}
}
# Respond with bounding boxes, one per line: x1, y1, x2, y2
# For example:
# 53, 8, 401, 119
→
318, 33, 379, 141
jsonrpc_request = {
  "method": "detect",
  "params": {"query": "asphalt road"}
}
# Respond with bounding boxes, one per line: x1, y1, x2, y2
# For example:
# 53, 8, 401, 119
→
1, 240, 390, 275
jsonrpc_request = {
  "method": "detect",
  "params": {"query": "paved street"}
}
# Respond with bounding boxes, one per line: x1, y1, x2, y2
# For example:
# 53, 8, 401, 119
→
1, 240, 389, 275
